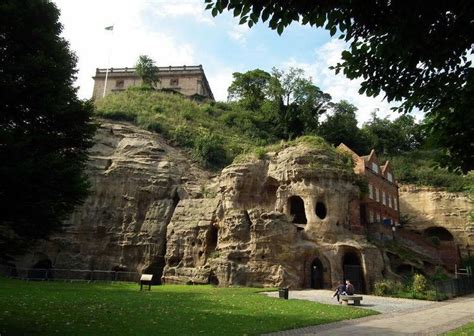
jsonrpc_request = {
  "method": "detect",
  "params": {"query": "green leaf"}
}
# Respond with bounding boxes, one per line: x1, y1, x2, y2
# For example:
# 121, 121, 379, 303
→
239, 16, 248, 25
211, 7, 218, 17
205, 4, 213, 10
277, 24, 284, 35
262, 8, 270, 22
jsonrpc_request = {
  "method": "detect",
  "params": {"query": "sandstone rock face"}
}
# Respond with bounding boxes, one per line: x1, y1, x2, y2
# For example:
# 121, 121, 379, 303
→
399, 185, 473, 258
162, 144, 385, 292
14, 120, 212, 279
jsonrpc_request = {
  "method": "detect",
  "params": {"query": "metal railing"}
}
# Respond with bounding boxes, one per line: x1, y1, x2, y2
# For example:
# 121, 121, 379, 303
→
96, 65, 203, 74
0, 265, 139, 282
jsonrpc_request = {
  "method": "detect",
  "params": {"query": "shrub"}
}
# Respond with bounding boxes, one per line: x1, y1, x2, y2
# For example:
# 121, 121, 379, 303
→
170, 124, 195, 148
193, 132, 229, 169
373, 279, 403, 296
412, 274, 428, 294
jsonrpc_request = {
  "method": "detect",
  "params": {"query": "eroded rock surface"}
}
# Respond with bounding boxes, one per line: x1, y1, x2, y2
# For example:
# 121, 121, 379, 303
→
14, 120, 213, 279
399, 185, 473, 258
163, 144, 385, 291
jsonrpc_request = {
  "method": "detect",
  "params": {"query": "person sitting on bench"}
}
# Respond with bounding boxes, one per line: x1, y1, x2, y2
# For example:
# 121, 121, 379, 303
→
345, 280, 355, 295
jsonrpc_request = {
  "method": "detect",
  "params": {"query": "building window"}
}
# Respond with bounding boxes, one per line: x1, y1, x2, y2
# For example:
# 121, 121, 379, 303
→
375, 188, 379, 203
170, 78, 179, 86
387, 172, 393, 183
382, 191, 386, 205
368, 184, 373, 199
371, 162, 379, 173
369, 211, 374, 223
394, 198, 398, 210
388, 196, 393, 208
115, 80, 124, 89
376, 212, 381, 223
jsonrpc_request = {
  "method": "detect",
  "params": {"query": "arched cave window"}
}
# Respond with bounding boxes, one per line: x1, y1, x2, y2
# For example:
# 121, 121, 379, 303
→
315, 201, 327, 219
423, 227, 454, 241
288, 196, 307, 224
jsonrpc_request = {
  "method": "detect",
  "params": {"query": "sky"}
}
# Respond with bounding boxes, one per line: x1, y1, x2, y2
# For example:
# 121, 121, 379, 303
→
53, 0, 416, 125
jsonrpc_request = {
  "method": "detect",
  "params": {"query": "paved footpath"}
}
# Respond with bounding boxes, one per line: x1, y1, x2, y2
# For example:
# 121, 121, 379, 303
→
263, 291, 474, 335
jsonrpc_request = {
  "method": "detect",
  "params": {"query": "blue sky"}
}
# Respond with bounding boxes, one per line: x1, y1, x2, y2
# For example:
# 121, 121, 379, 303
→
54, 0, 410, 124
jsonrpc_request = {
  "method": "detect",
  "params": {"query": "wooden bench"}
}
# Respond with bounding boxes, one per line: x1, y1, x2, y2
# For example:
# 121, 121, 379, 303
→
340, 295, 363, 306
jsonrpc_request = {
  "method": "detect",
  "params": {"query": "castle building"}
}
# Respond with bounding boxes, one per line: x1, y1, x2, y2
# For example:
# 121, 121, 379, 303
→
92, 65, 214, 101
338, 144, 400, 228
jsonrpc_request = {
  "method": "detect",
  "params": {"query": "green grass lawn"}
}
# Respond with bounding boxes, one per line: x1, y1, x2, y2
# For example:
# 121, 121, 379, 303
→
443, 322, 474, 336
0, 278, 377, 335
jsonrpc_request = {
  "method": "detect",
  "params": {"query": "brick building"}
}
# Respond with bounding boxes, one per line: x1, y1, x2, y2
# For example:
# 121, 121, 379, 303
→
92, 65, 214, 101
338, 144, 400, 228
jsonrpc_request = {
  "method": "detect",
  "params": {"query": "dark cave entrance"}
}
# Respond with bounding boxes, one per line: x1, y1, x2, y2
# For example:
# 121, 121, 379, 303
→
342, 250, 366, 294
423, 227, 454, 241
310, 258, 324, 289
288, 196, 307, 224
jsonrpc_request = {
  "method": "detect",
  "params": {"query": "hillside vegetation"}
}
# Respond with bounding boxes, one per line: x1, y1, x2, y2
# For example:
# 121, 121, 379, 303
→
94, 88, 472, 192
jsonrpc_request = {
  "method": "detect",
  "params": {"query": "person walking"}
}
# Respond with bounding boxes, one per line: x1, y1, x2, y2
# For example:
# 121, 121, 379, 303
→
332, 281, 346, 303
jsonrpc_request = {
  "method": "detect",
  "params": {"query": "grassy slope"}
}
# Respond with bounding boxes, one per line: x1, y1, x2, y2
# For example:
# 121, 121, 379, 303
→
0, 279, 376, 335
94, 89, 471, 191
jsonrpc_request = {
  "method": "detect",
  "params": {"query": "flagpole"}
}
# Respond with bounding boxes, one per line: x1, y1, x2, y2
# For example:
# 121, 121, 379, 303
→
102, 25, 114, 98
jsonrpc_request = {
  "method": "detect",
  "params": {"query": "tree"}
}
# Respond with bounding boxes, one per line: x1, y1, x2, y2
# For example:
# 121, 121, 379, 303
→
362, 113, 425, 155
319, 100, 369, 154
227, 69, 272, 110
204, 0, 474, 172
135, 55, 158, 87
0, 0, 95, 256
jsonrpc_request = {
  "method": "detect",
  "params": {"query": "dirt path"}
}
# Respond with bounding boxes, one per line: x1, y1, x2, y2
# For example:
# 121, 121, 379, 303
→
264, 291, 474, 335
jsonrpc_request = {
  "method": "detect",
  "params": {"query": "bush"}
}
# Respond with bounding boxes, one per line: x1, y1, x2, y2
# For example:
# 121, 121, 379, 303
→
193, 132, 229, 169
170, 124, 195, 148
373, 279, 403, 296
412, 274, 428, 294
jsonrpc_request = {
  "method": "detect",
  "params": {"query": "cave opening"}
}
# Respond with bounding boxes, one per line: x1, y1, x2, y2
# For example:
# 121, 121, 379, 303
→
288, 195, 307, 224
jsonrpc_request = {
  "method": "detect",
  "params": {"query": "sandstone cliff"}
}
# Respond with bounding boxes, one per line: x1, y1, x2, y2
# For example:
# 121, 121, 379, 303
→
14, 120, 214, 279
399, 185, 473, 258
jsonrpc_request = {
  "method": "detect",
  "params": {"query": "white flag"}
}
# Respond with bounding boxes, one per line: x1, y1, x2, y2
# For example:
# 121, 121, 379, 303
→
105, 25, 114, 31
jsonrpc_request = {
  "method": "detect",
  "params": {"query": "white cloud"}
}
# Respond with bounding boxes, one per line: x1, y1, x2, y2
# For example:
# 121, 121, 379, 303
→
152, 1, 215, 25
228, 24, 250, 45
281, 39, 418, 125
54, 0, 195, 99
207, 67, 235, 101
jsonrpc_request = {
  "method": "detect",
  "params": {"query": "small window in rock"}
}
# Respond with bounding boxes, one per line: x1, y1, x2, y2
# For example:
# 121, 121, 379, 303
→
170, 78, 179, 86
115, 80, 124, 88
315, 202, 327, 219
288, 196, 307, 224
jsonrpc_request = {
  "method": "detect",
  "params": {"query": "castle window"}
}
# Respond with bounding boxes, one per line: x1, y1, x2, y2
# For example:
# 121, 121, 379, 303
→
115, 80, 124, 89
387, 172, 393, 183
368, 184, 373, 199
382, 191, 386, 205
388, 196, 393, 208
374, 188, 379, 202
371, 162, 379, 173
170, 78, 179, 86
394, 198, 398, 210
376, 212, 381, 222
